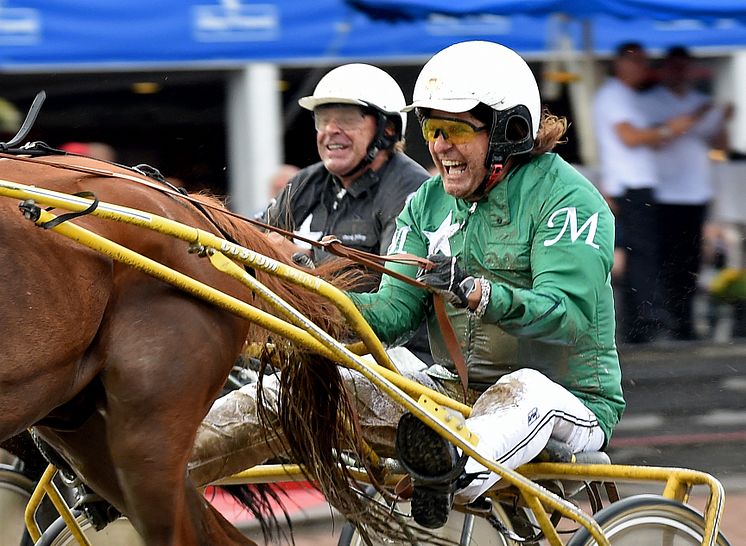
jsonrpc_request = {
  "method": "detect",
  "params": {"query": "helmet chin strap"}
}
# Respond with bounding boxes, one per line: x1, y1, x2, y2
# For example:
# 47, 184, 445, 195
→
340, 112, 392, 179
467, 163, 503, 201
340, 141, 378, 179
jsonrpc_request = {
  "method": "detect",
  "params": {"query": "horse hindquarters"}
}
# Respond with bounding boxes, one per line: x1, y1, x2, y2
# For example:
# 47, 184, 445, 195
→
0, 158, 263, 545
89, 277, 252, 545
0, 202, 112, 441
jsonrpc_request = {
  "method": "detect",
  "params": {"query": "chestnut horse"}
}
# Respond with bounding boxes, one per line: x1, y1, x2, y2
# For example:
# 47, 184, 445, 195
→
0, 153, 366, 545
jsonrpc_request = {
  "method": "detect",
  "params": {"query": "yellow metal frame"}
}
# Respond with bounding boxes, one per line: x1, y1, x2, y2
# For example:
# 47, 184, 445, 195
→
0, 180, 724, 546
24, 465, 92, 546
218, 460, 725, 544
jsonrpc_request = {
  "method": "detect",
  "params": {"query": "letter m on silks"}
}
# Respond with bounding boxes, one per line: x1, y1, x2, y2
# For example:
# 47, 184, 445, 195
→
543, 207, 600, 249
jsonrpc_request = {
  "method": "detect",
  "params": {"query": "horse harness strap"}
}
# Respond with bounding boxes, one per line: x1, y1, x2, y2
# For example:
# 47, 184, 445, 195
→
1, 153, 469, 399
432, 296, 468, 399
19, 190, 101, 230
43, 192, 99, 229
0, 153, 428, 279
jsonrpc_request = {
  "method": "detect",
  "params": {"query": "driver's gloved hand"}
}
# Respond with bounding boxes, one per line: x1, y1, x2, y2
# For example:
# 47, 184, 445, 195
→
416, 253, 474, 308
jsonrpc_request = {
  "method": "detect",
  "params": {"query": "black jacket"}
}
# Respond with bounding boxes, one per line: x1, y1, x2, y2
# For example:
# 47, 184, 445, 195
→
263, 152, 433, 363
264, 153, 429, 261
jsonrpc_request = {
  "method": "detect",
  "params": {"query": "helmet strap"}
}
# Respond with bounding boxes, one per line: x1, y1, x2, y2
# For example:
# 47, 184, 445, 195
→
340, 111, 392, 178
482, 163, 504, 194
468, 163, 503, 201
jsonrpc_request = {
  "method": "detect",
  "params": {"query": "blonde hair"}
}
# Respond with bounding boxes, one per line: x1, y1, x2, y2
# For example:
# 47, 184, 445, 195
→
532, 110, 568, 155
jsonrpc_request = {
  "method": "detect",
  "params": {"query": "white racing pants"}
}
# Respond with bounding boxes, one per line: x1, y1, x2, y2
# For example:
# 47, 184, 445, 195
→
188, 351, 605, 502
455, 368, 605, 501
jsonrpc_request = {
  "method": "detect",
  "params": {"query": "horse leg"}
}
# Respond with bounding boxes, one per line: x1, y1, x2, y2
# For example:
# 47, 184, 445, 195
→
39, 413, 254, 546
96, 285, 255, 546
37, 414, 130, 516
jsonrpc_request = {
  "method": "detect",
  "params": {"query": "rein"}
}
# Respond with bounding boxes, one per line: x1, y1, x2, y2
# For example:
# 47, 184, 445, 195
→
0, 153, 433, 281
0, 152, 470, 399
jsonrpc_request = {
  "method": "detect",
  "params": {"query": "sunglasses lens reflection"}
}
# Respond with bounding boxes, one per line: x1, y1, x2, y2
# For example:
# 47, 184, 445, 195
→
314, 107, 366, 132
421, 118, 485, 144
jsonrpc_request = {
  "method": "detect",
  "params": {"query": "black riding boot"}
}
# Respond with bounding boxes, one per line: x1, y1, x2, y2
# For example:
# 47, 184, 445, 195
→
395, 413, 467, 529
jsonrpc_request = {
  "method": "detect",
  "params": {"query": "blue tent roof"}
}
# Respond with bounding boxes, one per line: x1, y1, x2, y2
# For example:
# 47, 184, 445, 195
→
0, 1, 745, 70
345, 0, 746, 22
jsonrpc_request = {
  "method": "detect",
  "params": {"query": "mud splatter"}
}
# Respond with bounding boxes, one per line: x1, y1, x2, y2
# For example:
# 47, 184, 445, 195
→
471, 377, 525, 416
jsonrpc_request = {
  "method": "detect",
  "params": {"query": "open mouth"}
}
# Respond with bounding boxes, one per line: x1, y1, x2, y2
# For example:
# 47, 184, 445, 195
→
442, 159, 467, 175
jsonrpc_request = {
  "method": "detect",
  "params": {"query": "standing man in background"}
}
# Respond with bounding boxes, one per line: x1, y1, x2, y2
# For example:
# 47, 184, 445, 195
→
644, 46, 733, 341
593, 42, 696, 344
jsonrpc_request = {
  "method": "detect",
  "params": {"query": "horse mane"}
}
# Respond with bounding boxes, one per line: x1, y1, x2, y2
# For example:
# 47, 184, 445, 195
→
194, 196, 457, 542
188, 191, 363, 341
186, 192, 393, 531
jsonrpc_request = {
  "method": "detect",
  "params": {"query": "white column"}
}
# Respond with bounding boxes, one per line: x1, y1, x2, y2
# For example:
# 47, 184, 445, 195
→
566, 20, 598, 167
727, 51, 746, 154
226, 63, 282, 216
544, 17, 598, 169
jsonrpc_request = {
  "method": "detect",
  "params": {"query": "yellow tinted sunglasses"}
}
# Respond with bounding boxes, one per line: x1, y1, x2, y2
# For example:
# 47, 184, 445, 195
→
421, 117, 488, 144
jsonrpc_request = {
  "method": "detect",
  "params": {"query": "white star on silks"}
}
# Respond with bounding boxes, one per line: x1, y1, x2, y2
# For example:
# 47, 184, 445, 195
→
423, 211, 461, 256
293, 214, 323, 250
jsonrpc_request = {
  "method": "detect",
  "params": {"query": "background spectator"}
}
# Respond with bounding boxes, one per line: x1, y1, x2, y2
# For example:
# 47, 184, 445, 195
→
593, 42, 696, 344
59, 141, 117, 162
268, 163, 300, 199
254, 163, 300, 219
644, 46, 733, 341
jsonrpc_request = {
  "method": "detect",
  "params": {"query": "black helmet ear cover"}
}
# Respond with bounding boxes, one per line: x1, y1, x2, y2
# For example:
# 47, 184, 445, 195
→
366, 111, 391, 162
484, 104, 535, 169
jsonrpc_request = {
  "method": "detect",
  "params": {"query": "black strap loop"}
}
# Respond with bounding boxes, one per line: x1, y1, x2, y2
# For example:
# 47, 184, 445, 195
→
39, 191, 100, 229
0, 90, 46, 151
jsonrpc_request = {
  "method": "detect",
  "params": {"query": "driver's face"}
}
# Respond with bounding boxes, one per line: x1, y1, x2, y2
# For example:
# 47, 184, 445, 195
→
426, 110, 490, 199
314, 105, 376, 178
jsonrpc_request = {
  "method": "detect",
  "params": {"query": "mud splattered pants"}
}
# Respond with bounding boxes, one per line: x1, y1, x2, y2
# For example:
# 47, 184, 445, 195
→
188, 367, 605, 502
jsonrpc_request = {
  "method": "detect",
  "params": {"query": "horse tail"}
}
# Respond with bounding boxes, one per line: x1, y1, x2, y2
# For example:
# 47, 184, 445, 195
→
217, 484, 293, 544
261, 351, 455, 544
258, 349, 376, 523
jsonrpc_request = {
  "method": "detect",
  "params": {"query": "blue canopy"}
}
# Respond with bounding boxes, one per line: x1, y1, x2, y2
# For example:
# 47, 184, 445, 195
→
0, 0, 744, 70
345, 0, 746, 22
0, 0, 553, 69
343, 0, 746, 56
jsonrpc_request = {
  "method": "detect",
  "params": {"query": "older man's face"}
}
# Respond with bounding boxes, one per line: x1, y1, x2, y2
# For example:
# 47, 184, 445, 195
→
314, 105, 376, 178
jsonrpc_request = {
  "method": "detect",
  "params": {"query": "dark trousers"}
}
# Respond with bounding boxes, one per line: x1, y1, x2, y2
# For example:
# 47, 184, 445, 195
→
617, 188, 661, 343
658, 203, 707, 340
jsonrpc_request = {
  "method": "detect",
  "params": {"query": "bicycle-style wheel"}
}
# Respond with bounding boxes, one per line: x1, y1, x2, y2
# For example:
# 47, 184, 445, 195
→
566, 494, 731, 546
0, 465, 35, 546
35, 513, 144, 546
338, 491, 519, 546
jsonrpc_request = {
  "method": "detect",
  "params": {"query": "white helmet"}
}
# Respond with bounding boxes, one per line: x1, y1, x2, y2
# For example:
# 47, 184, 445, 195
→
405, 41, 541, 169
299, 63, 407, 137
